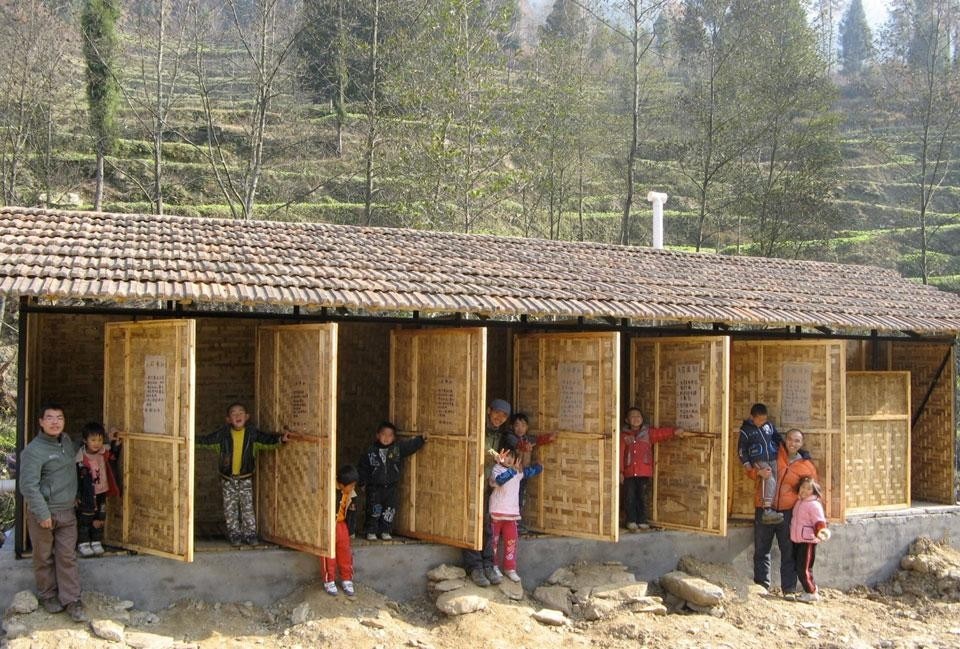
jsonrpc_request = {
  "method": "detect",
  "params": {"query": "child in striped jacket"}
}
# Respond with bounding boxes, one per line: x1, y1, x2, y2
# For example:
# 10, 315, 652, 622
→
488, 447, 542, 583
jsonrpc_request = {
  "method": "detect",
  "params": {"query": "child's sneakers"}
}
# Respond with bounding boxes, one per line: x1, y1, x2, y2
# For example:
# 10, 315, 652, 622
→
365, 533, 377, 541
761, 508, 784, 525
323, 581, 339, 596
77, 542, 95, 558
505, 569, 521, 583
342, 580, 355, 597
379, 533, 392, 541
798, 591, 820, 603
626, 522, 639, 531
90, 541, 105, 555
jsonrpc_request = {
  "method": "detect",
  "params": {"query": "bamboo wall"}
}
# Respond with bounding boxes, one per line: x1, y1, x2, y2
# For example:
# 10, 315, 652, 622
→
889, 342, 955, 504
844, 372, 910, 511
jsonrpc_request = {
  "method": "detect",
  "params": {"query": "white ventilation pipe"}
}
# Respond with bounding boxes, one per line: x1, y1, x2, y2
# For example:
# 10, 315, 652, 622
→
647, 191, 668, 249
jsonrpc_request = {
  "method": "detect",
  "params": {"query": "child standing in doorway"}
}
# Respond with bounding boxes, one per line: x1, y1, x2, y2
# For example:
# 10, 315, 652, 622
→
358, 421, 425, 541
322, 464, 359, 597
619, 407, 686, 531
738, 403, 784, 525
790, 476, 831, 603
75, 422, 121, 557
488, 447, 543, 582
196, 402, 289, 546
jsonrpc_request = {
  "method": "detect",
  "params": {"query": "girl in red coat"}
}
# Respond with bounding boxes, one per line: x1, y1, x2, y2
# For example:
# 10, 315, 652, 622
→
619, 408, 686, 531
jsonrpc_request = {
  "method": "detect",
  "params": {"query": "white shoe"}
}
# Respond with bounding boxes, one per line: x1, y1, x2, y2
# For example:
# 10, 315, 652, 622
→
342, 580, 355, 596
91, 541, 105, 555
638, 523, 650, 530
626, 522, 639, 531
798, 591, 820, 603
323, 581, 338, 596
505, 569, 521, 582
77, 543, 95, 557
365, 533, 377, 541
380, 533, 392, 541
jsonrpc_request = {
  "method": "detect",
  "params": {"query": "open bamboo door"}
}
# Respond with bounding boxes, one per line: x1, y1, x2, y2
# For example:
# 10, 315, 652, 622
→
728, 341, 846, 521
631, 336, 730, 535
103, 320, 196, 561
255, 324, 337, 557
513, 332, 620, 542
844, 372, 911, 513
390, 328, 486, 550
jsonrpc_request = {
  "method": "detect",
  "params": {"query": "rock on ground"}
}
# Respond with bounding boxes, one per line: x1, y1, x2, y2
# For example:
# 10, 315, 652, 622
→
91, 618, 126, 642
532, 608, 567, 626
7, 590, 38, 614
427, 564, 467, 582
532, 585, 572, 616
660, 571, 724, 607
435, 590, 488, 616
290, 602, 311, 625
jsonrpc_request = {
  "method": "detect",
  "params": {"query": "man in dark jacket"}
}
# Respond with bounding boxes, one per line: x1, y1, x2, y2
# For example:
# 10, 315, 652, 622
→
19, 403, 87, 621
196, 402, 288, 545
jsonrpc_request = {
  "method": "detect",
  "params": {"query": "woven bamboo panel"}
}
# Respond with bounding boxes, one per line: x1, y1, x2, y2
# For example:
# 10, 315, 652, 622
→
889, 342, 955, 504
728, 341, 844, 521
631, 336, 730, 535
103, 320, 196, 561
256, 324, 337, 557
845, 372, 910, 511
193, 318, 260, 534
391, 328, 486, 549
513, 332, 619, 541
33, 313, 123, 431
336, 322, 391, 473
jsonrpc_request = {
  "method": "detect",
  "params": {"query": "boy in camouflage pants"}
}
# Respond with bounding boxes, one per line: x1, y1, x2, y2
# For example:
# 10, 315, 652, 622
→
197, 403, 288, 545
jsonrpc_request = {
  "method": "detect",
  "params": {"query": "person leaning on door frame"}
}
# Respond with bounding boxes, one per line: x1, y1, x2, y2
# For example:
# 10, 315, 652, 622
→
463, 398, 514, 587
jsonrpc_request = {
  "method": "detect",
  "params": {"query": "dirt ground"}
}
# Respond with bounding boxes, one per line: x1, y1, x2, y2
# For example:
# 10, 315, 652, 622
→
3, 537, 960, 649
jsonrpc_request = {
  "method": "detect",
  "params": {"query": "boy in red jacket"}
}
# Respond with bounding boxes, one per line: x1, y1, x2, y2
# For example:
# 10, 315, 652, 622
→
619, 407, 686, 531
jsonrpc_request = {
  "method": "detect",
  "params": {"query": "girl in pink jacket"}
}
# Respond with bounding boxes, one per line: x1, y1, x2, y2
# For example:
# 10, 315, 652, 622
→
790, 476, 831, 602
488, 448, 543, 583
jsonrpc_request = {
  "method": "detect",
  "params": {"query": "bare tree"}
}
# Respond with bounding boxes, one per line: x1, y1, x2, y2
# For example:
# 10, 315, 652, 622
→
0, 0, 72, 205
122, 0, 190, 215
188, 0, 305, 219
879, 0, 960, 283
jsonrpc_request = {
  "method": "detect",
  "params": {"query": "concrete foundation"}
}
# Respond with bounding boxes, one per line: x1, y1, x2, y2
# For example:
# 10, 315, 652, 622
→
2, 507, 958, 611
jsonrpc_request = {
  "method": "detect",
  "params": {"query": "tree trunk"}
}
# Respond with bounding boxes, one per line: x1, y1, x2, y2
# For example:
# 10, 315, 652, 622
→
94, 146, 104, 211
363, 0, 380, 226
621, 0, 641, 246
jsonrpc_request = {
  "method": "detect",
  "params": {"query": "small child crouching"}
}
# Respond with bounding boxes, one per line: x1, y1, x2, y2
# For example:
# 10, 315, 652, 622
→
75, 422, 121, 557
322, 465, 359, 597
488, 447, 542, 583
790, 476, 831, 602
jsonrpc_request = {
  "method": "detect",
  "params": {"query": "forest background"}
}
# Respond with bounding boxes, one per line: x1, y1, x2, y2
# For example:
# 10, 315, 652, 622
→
1, 0, 960, 530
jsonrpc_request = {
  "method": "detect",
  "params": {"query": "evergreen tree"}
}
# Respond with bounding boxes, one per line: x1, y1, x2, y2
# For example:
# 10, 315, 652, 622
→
839, 0, 873, 75
81, 0, 120, 211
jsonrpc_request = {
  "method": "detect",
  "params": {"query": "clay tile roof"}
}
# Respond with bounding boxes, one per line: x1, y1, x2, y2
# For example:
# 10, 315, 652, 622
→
2, 206, 960, 333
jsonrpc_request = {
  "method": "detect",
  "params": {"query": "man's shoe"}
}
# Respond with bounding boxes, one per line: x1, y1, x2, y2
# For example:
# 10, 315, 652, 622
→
505, 569, 521, 582
485, 565, 503, 585
470, 568, 491, 587
90, 541, 105, 555
379, 533, 392, 541
366, 533, 377, 541
761, 509, 784, 525
323, 581, 339, 596
41, 597, 64, 614
66, 600, 88, 622
342, 580, 355, 596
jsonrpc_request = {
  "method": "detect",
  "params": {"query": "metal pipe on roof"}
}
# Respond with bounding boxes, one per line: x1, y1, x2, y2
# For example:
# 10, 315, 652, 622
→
647, 191, 668, 249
